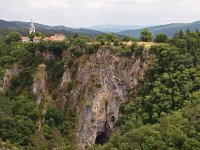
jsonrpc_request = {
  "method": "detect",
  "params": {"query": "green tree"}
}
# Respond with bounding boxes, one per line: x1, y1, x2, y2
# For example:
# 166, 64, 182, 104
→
45, 107, 64, 126
5, 32, 21, 44
155, 33, 168, 43
105, 33, 117, 42
122, 36, 131, 42
178, 30, 185, 39
29, 32, 35, 41
140, 29, 153, 42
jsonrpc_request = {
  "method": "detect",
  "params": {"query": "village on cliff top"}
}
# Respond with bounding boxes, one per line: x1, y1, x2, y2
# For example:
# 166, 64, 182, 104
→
21, 19, 66, 43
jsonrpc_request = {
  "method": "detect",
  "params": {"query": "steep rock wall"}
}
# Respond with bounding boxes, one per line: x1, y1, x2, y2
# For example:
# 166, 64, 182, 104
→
32, 64, 48, 105
0, 64, 22, 91
59, 48, 151, 149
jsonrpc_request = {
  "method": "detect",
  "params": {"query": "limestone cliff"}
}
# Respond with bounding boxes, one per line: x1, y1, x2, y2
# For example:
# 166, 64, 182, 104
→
0, 64, 22, 91
32, 63, 48, 105
58, 47, 151, 149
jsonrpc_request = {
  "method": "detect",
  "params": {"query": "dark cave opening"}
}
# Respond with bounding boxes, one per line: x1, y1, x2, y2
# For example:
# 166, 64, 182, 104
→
95, 122, 111, 145
95, 131, 109, 144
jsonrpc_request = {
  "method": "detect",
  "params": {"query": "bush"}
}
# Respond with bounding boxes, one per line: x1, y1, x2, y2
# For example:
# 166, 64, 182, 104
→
87, 44, 99, 55
100, 40, 105, 46
130, 42, 139, 51
69, 46, 83, 57
38, 41, 49, 52
66, 82, 74, 93
122, 36, 131, 42
140, 29, 153, 42
95, 83, 102, 88
120, 48, 132, 56
71, 35, 90, 48
45, 107, 64, 126
113, 40, 120, 46
5, 32, 21, 45
155, 33, 168, 43
135, 45, 145, 57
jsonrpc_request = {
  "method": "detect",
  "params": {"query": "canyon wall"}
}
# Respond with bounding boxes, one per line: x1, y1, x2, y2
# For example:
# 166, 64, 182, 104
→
58, 47, 151, 149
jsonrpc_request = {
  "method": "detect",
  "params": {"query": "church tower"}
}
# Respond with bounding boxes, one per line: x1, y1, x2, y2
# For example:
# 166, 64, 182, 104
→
29, 18, 36, 34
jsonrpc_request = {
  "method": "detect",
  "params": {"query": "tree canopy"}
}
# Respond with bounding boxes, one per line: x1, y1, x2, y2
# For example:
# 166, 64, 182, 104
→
5, 32, 21, 44
140, 29, 153, 42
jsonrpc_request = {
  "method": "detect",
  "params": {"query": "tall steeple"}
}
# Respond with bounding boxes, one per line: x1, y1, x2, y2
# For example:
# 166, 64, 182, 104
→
29, 18, 36, 34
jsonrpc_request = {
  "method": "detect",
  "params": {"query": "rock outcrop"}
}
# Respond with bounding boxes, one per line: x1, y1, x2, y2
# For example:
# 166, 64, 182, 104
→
0, 64, 22, 91
32, 64, 48, 105
36, 50, 55, 61
59, 47, 151, 149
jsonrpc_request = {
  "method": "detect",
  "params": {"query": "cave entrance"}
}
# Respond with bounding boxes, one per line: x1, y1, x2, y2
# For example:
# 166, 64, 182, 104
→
95, 122, 111, 145
95, 131, 109, 144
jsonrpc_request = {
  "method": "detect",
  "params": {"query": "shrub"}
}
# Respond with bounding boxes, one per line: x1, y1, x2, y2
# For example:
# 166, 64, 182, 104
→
68, 46, 83, 57
66, 82, 74, 93
100, 40, 105, 46
122, 36, 131, 42
5, 32, 21, 45
135, 45, 145, 57
95, 83, 102, 88
113, 40, 120, 46
155, 33, 168, 43
120, 48, 132, 56
45, 107, 64, 126
140, 29, 153, 42
87, 44, 99, 55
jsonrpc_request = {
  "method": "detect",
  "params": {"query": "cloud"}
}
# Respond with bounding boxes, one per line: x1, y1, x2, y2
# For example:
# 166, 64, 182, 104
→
0, 0, 199, 27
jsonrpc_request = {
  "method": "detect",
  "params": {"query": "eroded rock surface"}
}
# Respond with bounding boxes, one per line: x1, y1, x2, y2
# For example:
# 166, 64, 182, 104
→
59, 48, 151, 149
0, 64, 22, 91
32, 64, 48, 105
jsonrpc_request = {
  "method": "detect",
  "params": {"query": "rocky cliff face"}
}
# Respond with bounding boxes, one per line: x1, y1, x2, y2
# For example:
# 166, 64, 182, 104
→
58, 47, 151, 149
29, 47, 151, 149
0, 64, 22, 91
32, 64, 48, 105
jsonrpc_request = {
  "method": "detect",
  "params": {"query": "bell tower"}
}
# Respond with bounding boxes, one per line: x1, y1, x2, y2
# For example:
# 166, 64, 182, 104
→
29, 18, 36, 34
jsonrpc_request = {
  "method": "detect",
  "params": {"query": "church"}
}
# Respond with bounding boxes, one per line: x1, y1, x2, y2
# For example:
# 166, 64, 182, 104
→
21, 19, 38, 42
29, 19, 35, 34
21, 19, 65, 43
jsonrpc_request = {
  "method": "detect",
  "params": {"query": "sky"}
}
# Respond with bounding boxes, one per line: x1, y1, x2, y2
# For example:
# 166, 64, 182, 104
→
0, 0, 200, 27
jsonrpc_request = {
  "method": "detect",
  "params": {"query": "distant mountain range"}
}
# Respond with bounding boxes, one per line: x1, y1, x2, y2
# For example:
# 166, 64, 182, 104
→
86, 24, 146, 33
118, 21, 200, 37
0, 19, 200, 38
0, 19, 103, 37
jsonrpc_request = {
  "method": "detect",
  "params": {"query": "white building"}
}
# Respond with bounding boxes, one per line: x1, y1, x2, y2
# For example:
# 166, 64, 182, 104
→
29, 19, 36, 34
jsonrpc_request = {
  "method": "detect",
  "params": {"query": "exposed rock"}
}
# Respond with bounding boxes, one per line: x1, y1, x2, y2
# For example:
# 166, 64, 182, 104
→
60, 66, 71, 89
32, 64, 48, 105
59, 47, 152, 149
36, 50, 55, 60
0, 64, 22, 91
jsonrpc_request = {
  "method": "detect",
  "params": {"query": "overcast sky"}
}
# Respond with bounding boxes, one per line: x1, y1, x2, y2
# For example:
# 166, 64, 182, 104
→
0, 0, 200, 27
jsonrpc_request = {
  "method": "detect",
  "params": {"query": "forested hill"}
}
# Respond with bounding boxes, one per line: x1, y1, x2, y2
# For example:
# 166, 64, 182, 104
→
0, 19, 103, 38
2, 19, 200, 39
118, 20, 200, 37
0, 30, 200, 149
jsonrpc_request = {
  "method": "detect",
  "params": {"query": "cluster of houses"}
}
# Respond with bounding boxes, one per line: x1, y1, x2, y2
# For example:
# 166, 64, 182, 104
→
21, 19, 65, 43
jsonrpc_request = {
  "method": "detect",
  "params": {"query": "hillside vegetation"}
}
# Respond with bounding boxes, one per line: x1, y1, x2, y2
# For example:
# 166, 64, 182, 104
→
119, 21, 200, 37
0, 29, 200, 150
89, 28, 200, 150
0, 19, 103, 40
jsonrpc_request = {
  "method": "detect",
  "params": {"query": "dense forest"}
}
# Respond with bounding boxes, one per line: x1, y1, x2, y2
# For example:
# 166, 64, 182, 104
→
0, 29, 200, 150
